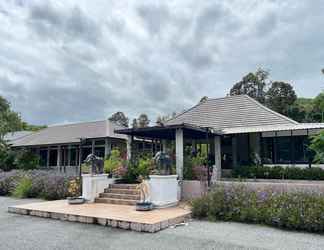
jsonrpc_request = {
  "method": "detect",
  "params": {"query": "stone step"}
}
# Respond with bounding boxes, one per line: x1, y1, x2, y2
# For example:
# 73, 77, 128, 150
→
95, 198, 138, 206
99, 193, 140, 200
109, 184, 138, 190
104, 188, 140, 195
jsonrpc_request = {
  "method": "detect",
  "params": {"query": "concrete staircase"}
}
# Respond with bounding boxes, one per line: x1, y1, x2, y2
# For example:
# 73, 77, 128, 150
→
95, 184, 140, 206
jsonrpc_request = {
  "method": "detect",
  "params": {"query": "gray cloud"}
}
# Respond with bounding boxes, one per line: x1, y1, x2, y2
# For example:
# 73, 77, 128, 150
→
0, 0, 323, 126
29, 2, 101, 44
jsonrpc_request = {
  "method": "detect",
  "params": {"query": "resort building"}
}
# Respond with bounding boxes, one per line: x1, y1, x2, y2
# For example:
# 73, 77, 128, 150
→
8, 95, 324, 178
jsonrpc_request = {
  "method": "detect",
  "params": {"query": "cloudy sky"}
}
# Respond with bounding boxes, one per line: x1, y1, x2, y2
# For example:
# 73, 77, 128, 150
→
0, 0, 323, 126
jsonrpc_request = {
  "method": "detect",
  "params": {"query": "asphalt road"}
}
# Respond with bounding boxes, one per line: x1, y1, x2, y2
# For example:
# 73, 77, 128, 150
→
1, 196, 324, 250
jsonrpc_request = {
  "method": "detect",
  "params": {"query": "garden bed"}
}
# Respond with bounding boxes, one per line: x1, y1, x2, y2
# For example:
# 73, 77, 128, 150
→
192, 182, 324, 233
0, 170, 80, 200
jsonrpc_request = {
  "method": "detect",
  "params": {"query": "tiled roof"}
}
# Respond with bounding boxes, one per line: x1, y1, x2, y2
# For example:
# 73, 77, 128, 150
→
12, 120, 127, 147
165, 95, 298, 130
4, 131, 34, 142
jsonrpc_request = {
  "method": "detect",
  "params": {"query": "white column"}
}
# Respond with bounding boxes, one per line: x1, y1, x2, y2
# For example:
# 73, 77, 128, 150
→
104, 138, 111, 158
91, 140, 95, 155
36, 147, 40, 166
175, 129, 184, 180
57, 145, 61, 167
67, 145, 71, 166
127, 135, 132, 160
46, 147, 50, 167
212, 136, 222, 183
162, 139, 167, 153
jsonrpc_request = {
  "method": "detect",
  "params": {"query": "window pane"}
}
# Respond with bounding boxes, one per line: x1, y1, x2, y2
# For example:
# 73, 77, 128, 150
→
276, 137, 291, 164
262, 137, 274, 164
294, 136, 308, 163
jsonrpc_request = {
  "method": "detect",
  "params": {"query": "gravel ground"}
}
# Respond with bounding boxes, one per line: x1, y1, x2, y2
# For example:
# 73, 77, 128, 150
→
1, 196, 324, 250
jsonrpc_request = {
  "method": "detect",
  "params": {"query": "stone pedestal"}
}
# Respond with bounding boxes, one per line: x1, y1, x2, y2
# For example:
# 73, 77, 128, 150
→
82, 174, 115, 202
149, 175, 179, 208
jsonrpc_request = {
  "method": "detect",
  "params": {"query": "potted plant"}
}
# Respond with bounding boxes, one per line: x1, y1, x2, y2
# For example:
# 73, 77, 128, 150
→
135, 175, 153, 211
67, 178, 85, 204
148, 151, 179, 208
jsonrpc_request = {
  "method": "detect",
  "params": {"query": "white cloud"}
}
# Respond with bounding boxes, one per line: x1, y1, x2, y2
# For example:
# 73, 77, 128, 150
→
0, 0, 323, 125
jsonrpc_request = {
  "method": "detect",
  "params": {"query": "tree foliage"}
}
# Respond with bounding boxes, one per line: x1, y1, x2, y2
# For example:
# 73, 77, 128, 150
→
131, 118, 138, 128
108, 111, 129, 127
137, 114, 150, 128
266, 81, 297, 115
230, 68, 269, 104
156, 112, 177, 126
0, 96, 24, 139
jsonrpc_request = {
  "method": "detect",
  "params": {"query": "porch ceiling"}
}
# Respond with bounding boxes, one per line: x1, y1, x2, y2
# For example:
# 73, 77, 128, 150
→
115, 123, 219, 140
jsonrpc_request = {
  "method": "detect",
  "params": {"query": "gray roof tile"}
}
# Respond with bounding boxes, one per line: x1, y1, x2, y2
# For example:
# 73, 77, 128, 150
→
165, 95, 298, 130
12, 120, 127, 147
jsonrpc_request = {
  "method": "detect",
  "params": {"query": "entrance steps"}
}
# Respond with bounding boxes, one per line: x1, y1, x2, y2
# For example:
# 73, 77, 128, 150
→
95, 184, 140, 206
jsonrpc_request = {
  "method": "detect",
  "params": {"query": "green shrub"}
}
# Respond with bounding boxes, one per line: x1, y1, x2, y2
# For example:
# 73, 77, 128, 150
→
12, 177, 33, 198
14, 149, 39, 170
191, 183, 324, 233
0, 170, 78, 200
233, 165, 324, 180
104, 149, 123, 174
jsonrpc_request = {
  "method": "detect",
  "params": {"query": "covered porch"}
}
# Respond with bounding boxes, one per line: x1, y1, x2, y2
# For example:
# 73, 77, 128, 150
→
116, 124, 222, 186
25, 137, 126, 174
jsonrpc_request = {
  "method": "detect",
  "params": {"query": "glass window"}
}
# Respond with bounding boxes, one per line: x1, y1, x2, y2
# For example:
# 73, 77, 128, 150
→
95, 147, 105, 158
95, 140, 105, 145
294, 136, 308, 163
262, 137, 274, 164
276, 137, 291, 164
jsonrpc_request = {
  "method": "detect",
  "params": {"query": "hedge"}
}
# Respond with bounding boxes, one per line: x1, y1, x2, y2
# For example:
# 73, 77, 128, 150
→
191, 183, 324, 233
232, 165, 324, 180
0, 170, 80, 200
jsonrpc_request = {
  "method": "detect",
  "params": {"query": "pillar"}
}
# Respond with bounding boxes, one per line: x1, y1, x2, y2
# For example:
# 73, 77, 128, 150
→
104, 138, 111, 158
232, 136, 238, 168
162, 139, 167, 153
46, 147, 50, 167
211, 136, 222, 183
127, 135, 132, 160
36, 147, 40, 166
57, 145, 61, 167
249, 133, 261, 165
175, 129, 184, 180
91, 140, 95, 155
67, 145, 71, 166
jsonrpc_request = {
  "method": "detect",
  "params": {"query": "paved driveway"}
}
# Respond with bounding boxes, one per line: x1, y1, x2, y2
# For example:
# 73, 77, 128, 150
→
1, 196, 324, 250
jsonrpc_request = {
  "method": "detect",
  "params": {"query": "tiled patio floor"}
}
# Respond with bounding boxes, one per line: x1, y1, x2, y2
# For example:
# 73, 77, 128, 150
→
8, 200, 191, 233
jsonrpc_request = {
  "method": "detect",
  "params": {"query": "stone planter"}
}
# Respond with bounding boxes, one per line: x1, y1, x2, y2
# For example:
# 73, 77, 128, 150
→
82, 174, 116, 202
148, 175, 179, 208
182, 180, 208, 200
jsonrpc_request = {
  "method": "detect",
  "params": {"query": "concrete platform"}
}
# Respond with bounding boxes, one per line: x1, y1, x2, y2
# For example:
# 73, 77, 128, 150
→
8, 200, 191, 233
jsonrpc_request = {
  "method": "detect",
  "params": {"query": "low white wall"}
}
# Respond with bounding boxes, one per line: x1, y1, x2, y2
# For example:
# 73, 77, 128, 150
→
82, 174, 115, 202
149, 175, 179, 208
182, 180, 208, 200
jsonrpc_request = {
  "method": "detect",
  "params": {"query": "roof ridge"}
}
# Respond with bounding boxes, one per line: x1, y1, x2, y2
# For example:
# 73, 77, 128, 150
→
48, 119, 107, 128
243, 95, 299, 125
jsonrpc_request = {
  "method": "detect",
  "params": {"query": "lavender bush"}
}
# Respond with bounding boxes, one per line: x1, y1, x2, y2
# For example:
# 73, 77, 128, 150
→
0, 170, 79, 200
191, 183, 324, 233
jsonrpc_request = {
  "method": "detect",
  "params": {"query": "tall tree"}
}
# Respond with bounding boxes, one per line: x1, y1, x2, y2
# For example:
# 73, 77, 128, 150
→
137, 114, 150, 128
199, 96, 208, 103
311, 92, 324, 122
108, 112, 129, 127
266, 81, 297, 115
230, 68, 269, 104
156, 112, 177, 126
0, 96, 24, 139
131, 118, 138, 128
